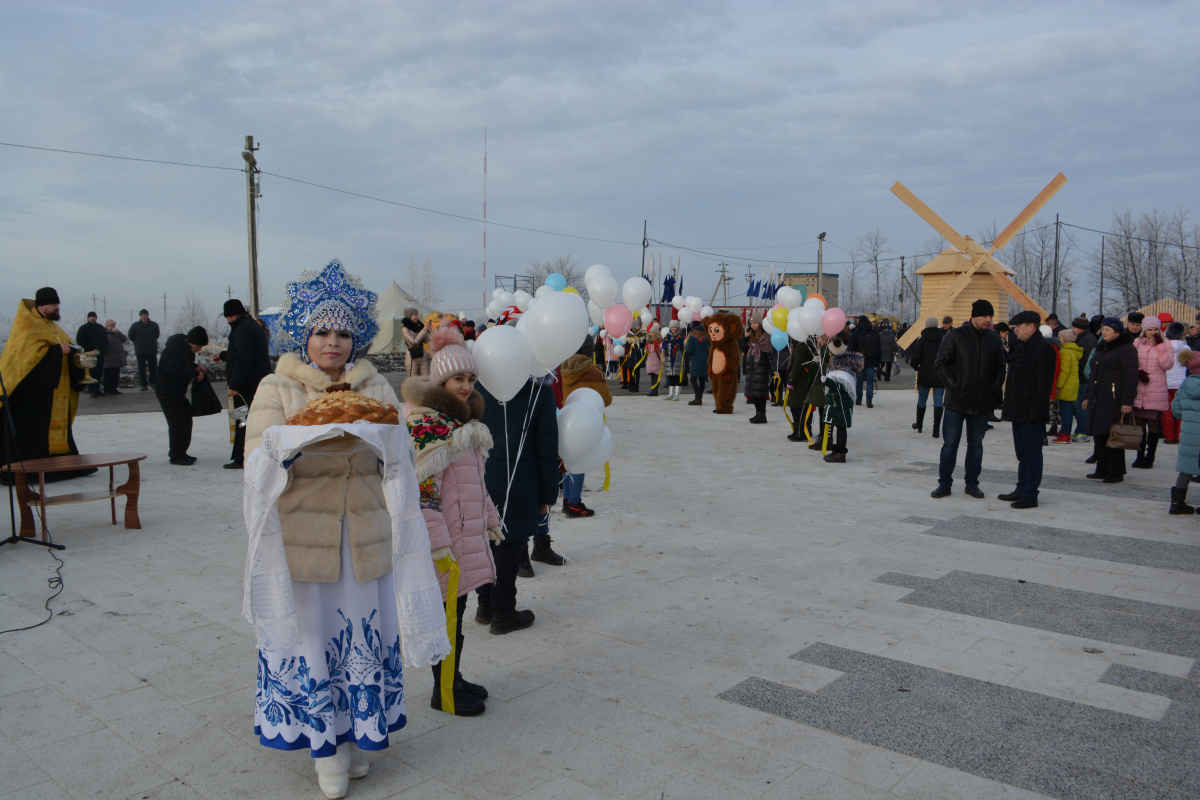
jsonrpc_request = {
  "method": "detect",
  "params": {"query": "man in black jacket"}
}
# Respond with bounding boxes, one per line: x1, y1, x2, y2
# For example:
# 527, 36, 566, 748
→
850, 316, 881, 407
998, 311, 1058, 509
127, 309, 161, 391
76, 311, 108, 396
217, 299, 272, 469
931, 299, 1005, 499
155, 327, 207, 465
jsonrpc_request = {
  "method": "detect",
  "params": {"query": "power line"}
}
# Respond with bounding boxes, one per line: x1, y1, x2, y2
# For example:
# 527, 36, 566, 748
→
1060, 221, 1200, 251
0, 141, 242, 172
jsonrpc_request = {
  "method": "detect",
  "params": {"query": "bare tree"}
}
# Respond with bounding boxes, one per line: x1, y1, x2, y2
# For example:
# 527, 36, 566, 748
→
842, 254, 863, 314
404, 254, 444, 309
853, 228, 893, 314
1088, 208, 1193, 312
999, 218, 1075, 316
527, 255, 585, 292
170, 288, 211, 335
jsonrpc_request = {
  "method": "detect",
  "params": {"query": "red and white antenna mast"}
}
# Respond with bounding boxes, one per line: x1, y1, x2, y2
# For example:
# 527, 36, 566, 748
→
482, 126, 488, 311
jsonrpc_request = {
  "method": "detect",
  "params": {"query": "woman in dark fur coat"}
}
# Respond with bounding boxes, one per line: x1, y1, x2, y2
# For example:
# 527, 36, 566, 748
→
1083, 318, 1138, 483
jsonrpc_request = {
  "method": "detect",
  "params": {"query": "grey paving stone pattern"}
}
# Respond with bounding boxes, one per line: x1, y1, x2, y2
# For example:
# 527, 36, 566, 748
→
891, 461, 1166, 501
903, 514, 1200, 574
876, 570, 1200, 658
720, 642, 1200, 800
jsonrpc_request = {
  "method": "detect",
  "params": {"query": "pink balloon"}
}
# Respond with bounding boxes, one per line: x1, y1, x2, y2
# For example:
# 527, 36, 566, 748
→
604, 304, 633, 339
821, 308, 847, 337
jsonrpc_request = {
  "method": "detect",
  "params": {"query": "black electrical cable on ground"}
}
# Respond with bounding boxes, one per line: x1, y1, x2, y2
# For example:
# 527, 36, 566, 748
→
0, 546, 65, 635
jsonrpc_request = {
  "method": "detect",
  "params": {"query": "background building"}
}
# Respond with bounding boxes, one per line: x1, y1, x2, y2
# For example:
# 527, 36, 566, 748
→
782, 272, 839, 310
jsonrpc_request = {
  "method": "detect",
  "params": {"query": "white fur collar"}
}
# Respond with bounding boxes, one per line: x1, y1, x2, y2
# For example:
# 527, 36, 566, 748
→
275, 352, 379, 392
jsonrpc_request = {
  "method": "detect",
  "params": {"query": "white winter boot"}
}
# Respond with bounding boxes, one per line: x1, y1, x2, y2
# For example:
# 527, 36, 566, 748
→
315, 745, 351, 799
672, 386, 681, 400
347, 742, 369, 779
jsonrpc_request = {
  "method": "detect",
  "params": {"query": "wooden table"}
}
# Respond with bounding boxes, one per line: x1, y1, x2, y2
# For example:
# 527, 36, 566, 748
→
1, 452, 147, 541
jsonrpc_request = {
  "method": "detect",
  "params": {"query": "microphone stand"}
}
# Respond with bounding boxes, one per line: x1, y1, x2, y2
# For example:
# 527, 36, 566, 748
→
0, 358, 66, 550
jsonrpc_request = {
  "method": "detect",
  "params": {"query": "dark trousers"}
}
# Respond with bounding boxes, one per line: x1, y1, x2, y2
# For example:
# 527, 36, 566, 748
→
855, 368, 876, 403
831, 425, 847, 454
102, 367, 120, 395
88, 364, 104, 395
229, 393, 250, 464
690, 376, 706, 401
1011, 422, 1045, 499
938, 409, 989, 488
752, 397, 767, 414
158, 395, 193, 459
1092, 438, 1127, 478
431, 594, 467, 685
478, 539, 523, 615
136, 354, 157, 388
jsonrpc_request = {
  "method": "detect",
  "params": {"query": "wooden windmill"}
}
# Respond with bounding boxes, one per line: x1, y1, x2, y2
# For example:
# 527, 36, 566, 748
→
895, 173, 1067, 350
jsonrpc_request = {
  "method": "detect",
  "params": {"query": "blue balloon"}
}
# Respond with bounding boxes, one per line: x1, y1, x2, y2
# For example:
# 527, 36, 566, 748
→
771, 329, 789, 349
589, 325, 599, 336
545, 273, 567, 291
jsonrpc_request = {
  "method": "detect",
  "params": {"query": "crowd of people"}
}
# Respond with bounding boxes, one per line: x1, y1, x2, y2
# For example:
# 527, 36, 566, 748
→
5, 279, 1200, 798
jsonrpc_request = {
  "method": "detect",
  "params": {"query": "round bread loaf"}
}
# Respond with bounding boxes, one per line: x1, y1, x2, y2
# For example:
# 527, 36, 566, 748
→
285, 390, 399, 426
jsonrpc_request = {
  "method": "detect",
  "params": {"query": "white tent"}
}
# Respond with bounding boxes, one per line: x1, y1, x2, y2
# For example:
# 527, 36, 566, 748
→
367, 282, 437, 354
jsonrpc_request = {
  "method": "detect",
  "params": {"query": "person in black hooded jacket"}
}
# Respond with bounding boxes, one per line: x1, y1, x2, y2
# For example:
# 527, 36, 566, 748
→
155, 327, 208, 465
849, 316, 881, 407
907, 317, 946, 436
216, 299, 272, 469
931, 299, 1005, 499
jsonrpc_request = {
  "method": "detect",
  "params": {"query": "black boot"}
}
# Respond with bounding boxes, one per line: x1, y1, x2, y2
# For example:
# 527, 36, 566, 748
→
1143, 434, 1159, 469
457, 672, 488, 700
531, 536, 565, 565
647, 385, 659, 397
490, 609, 535, 635
913, 406, 926, 433
474, 592, 493, 625
1169, 487, 1195, 515
749, 412, 768, 424
518, 544, 534, 578
932, 407, 943, 438
430, 670, 486, 716
787, 415, 803, 442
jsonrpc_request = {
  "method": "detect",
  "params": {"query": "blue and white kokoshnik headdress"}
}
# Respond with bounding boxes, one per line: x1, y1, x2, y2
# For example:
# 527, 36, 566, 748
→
276, 259, 379, 361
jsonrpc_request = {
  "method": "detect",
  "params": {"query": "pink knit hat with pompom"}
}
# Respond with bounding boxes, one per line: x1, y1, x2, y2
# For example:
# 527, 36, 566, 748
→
429, 327, 478, 386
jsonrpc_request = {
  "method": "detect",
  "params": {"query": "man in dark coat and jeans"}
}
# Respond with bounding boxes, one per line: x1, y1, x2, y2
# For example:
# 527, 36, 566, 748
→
127, 309, 161, 391
217, 300, 272, 469
932, 299, 1005, 499
999, 311, 1058, 508
75, 311, 108, 396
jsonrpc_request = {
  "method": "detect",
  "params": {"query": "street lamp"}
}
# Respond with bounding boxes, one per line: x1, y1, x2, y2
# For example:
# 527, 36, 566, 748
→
817, 232, 826, 298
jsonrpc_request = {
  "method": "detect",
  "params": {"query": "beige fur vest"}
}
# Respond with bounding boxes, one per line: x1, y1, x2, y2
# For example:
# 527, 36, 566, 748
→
245, 353, 404, 583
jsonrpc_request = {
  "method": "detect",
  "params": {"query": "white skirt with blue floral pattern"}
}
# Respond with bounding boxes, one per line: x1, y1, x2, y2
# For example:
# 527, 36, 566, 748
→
255, 525, 405, 758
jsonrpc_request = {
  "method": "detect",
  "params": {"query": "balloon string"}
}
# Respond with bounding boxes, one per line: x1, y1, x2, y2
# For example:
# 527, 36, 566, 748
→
499, 377, 546, 528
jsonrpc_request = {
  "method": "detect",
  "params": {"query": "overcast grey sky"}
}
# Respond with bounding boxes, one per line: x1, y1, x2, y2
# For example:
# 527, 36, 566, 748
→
2, 0, 1197, 325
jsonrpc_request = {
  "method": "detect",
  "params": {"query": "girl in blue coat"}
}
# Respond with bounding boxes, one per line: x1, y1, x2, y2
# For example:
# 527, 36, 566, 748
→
1168, 349, 1200, 514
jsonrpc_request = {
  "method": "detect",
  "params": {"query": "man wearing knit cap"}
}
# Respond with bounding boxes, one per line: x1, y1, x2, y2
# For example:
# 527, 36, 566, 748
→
997, 310, 1058, 508
931, 299, 1006, 499
1126, 312, 1144, 337
127, 308, 161, 391
0, 287, 97, 481
216, 299, 271, 469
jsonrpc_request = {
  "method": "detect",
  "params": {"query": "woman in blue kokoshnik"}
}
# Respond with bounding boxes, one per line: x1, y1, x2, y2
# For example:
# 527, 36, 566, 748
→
242, 260, 450, 799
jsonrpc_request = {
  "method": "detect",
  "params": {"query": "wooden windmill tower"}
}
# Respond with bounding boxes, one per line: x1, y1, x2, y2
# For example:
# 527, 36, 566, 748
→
895, 173, 1067, 350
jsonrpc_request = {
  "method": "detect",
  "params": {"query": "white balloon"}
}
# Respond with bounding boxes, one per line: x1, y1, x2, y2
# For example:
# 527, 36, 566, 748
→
678, 308, 694, 325
804, 296, 826, 312
514, 291, 532, 312
515, 314, 528, 333
492, 288, 505, 301
587, 273, 619, 308
777, 286, 803, 310
486, 301, 502, 318
639, 307, 653, 326
524, 291, 589, 368
568, 427, 614, 473
587, 300, 606, 327
535, 285, 553, 298
473, 325, 533, 402
563, 387, 606, 417
762, 313, 776, 333
686, 296, 703, 313
671, 296, 686, 310
584, 264, 611, 285
798, 306, 822, 335
558, 404, 606, 463
464, 339, 475, 352
787, 318, 807, 341
701, 306, 714, 319
613, 344, 626, 357
622, 277, 652, 311
499, 292, 516, 308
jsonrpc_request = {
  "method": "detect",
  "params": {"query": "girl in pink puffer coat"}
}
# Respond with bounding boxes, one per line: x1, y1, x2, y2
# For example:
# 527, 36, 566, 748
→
1132, 317, 1175, 469
403, 327, 501, 717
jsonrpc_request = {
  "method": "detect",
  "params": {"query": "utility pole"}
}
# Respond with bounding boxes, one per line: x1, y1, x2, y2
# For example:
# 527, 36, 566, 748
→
242, 136, 261, 317
482, 126, 487, 311
227, 285, 234, 300
641, 221, 648, 278
91, 293, 98, 313
817, 232, 826, 297
1098, 237, 1105, 314
1065, 279, 1072, 319
711, 263, 730, 307
1051, 213, 1060, 316
899, 256, 905, 324
163, 293, 167, 322
102, 297, 107, 317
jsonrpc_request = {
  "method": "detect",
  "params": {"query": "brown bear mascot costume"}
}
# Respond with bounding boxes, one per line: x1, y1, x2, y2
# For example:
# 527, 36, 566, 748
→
706, 311, 744, 414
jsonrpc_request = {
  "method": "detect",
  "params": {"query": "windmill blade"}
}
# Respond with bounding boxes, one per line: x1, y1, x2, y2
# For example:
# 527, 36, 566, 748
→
990, 173, 1068, 253
982, 260, 1049, 317
890, 182, 972, 254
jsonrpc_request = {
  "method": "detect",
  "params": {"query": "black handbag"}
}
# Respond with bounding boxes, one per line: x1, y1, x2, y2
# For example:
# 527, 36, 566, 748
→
189, 377, 223, 417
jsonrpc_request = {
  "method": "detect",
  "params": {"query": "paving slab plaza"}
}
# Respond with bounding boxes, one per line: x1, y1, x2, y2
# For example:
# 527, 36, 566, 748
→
2, 376, 1199, 800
